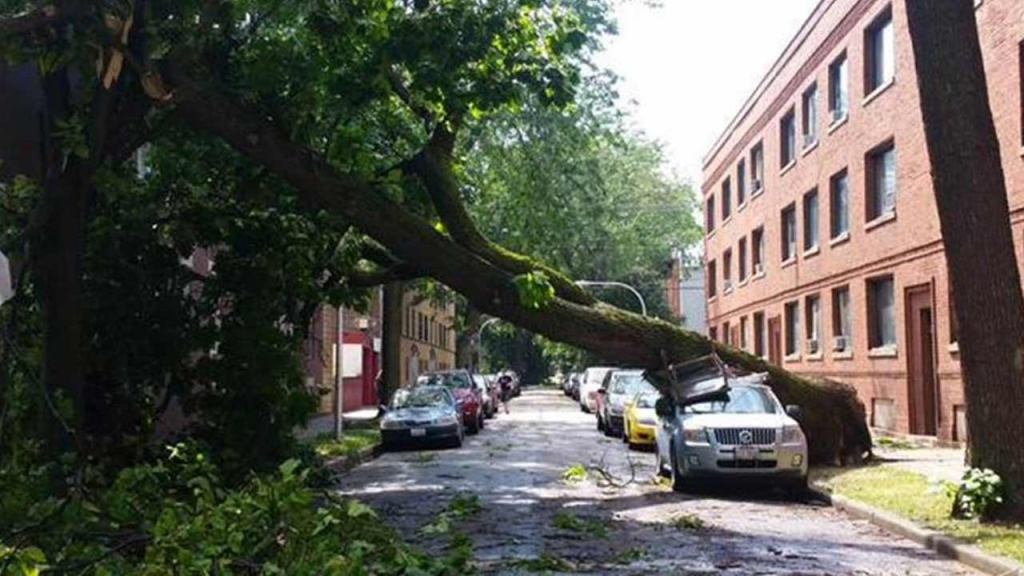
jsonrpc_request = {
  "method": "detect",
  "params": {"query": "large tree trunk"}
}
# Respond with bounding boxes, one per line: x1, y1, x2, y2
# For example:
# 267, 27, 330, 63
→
168, 73, 872, 465
380, 281, 404, 404
29, 67, 87, 452
905, 0, 1024, 517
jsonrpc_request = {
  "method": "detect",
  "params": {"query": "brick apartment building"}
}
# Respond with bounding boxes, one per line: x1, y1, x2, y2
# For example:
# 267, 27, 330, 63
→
702, 0, 1023, 442
399, 289, 457, 387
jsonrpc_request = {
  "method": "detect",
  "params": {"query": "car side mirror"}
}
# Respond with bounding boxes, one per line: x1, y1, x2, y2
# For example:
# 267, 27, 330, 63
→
654, 397, 675, 419
785, 404, 804, 421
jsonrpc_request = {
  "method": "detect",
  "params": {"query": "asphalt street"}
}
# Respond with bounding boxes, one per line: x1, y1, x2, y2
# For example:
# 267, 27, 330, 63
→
337, 388, 979, 575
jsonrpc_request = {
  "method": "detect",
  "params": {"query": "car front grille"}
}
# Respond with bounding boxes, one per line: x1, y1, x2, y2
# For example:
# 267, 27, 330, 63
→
402, 420, 433, 427
712, 427, 776, 446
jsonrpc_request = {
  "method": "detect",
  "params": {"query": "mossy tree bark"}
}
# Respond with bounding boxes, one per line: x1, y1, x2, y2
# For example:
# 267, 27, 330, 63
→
905, 0, 1024, 518
166, 72, 872, 464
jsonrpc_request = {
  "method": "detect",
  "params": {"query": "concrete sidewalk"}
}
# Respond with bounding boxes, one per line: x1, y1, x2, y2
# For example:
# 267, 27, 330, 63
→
295, 409, 380, 440
875, 443, 967, 484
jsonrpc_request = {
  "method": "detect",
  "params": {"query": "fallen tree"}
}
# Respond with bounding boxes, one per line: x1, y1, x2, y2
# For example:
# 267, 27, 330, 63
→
162, 73, 871, 464
0, 0, 871, 465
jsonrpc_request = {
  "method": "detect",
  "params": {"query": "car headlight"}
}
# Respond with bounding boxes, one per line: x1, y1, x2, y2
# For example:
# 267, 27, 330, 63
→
639, 417, 658, 426
434, 415, 458, 426
381, 417, 403, 430
781, 425, 805, 445
682, 427, 710, 444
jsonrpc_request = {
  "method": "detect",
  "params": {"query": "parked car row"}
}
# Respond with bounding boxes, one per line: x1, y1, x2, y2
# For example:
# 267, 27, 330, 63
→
379, 369, 520, 451
569, 356, 810, 497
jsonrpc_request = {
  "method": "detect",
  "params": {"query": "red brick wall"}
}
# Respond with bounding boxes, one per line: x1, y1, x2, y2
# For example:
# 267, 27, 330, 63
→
701, 0, 1023, 442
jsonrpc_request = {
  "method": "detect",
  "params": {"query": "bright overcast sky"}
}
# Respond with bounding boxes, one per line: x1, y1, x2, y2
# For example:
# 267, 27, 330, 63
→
596, 0, 820, 187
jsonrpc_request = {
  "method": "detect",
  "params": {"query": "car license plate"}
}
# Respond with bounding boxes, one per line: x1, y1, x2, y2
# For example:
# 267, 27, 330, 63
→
735, 446, 758, 461
410, 428, 427, 438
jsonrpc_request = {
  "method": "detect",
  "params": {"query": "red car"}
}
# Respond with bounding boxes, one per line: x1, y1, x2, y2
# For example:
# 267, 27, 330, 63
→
417, 370, 485, 434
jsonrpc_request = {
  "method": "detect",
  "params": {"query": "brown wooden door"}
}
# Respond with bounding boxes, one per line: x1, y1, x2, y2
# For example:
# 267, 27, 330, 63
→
906, 286, 938, 435
768, 316, 782, 366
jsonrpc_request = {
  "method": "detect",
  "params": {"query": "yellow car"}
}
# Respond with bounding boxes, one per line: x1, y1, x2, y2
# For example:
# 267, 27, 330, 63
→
623, 392, 659, 449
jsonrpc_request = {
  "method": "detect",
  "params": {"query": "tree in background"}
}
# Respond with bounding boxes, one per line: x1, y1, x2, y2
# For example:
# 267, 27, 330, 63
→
462, 76, 701, 376
905, 0, 1024, 519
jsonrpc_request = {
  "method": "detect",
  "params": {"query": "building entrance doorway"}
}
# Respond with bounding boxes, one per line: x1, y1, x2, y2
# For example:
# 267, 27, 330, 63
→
905, 285, 938, 436
768, 316, 782, 366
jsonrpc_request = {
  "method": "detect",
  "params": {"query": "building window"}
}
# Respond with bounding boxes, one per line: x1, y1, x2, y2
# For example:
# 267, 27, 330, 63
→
706, 196, 716, 234
722, 177, 732, 222
829, 52, 849, 122
753, 312, 766, 357
740, 316, 749, 350
832, 286, 852, 352
805, 294, 822, 355
707, 259, 717, 298
802, 83, 818, 148
751, 142, 765, 192
737, 159, 747, 206
803, 189, 819, 251
780, 109, 797, 168
830, 169, 850, 239
781, 204, 797, 262
723, 249, 733, 291
738, 237, 748, 282
868, 276, 896, 349
867, 141, 896, 221
866, 8, 895, 94
785, 301, 800, 357
722, 321, 731, 346
709, 325, 718, 341
752, 227, 765, 274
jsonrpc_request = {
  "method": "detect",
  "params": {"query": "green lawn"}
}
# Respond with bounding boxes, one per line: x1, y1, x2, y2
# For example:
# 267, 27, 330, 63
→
312, 428, 381, 459
812, 465, 1024, 564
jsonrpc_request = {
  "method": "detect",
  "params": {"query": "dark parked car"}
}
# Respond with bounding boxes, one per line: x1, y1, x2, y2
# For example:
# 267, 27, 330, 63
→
380, 386, 464, 449
418, 370, 485, 433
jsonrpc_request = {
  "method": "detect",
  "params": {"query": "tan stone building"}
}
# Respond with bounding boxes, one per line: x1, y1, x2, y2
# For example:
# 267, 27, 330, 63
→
399, 287, 457, 387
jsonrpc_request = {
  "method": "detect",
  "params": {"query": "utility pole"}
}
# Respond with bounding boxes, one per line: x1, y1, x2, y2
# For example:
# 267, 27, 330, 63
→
333, 305, 344, 440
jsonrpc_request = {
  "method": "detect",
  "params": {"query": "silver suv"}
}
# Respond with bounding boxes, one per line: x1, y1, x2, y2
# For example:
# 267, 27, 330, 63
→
655, 370, 808, 497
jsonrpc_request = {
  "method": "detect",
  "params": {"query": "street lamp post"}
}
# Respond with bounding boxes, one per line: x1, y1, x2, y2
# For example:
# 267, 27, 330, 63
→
471, 317, 502, 372
575, 280, 648, 317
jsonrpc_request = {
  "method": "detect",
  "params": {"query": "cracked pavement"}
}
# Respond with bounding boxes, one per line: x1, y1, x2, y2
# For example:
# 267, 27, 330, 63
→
336, 388, 979, 575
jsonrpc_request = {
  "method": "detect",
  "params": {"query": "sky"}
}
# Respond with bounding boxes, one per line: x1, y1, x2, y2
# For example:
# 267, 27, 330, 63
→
596, 0, 821, 187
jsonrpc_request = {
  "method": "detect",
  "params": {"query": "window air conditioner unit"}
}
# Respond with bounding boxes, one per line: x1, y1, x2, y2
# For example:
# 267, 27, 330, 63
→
723, 279, 733, 291
833, 335, 848, 352
357, 318, 370, 330
754, 263, 764, 275
752, 179, 763, 192
807, 338, 820, 354
831, 108, 847, 123
803, 133, 817, 148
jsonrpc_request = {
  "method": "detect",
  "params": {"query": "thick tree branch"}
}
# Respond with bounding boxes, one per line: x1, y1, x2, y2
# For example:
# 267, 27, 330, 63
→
408, 123, 597, 306
0, 5, 65, 40
163, 70, 870, 464
346, 263, 421, 288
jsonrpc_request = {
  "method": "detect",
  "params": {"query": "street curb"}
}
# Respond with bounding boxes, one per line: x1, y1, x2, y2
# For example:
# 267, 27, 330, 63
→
324, 444, 382, 474
809, 484, 1023, 576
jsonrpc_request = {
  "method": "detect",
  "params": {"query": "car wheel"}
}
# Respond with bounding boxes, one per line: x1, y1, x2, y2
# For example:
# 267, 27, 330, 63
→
467, 414, 480, 435
669, 443, 692, 493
